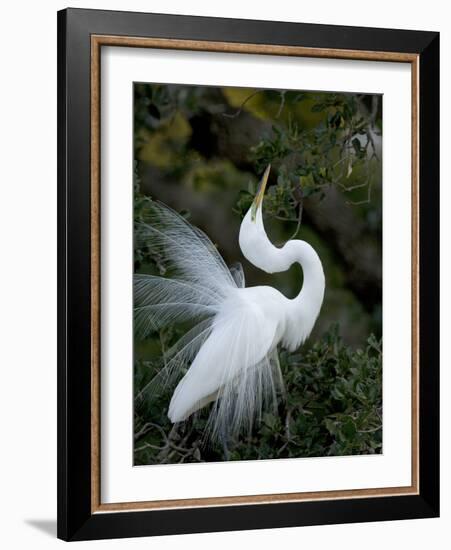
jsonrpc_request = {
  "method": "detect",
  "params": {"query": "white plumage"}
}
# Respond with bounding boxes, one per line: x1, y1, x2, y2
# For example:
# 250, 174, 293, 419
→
134, 166, 325, 440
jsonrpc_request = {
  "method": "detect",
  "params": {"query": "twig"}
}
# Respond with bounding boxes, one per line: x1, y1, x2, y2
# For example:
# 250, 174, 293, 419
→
357, 425, 382, 434
222, 90, 263, 118
287, 204, 303, 241
273, 215, 301, 223
346, 177, 373, 205
135, 442, 167, 452
276, 91, 286, 119
134, 422, 154, 441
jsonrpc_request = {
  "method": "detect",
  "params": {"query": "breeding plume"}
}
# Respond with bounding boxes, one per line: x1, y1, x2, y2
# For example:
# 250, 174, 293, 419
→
134, 166, 325, 441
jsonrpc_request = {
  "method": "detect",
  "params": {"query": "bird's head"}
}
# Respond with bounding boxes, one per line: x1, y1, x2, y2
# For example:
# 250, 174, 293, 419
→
238, 165, 282, 272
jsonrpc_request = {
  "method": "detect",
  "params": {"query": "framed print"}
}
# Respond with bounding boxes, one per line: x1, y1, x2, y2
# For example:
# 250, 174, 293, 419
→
57, 8, 439, 541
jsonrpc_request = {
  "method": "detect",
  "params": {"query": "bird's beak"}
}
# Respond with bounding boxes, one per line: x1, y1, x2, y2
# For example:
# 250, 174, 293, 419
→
251, 164, 271, 221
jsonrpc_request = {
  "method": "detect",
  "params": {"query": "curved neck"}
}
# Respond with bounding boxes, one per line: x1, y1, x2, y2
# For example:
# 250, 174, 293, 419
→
243, 232, 324, 305
239, 209, 325, 313
272, 240, 325, 351
280, 240, 325, 308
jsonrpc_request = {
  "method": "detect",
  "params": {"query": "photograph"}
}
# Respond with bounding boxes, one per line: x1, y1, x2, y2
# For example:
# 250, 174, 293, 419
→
133, 82, 383, 465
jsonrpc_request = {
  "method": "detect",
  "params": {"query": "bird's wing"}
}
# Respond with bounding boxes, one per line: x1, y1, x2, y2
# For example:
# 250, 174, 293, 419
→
135, 201, 237, 298
229, 262, 245, 288
168, 296, 283, 440
134, 201, 245, 412
134, 274, 219, 338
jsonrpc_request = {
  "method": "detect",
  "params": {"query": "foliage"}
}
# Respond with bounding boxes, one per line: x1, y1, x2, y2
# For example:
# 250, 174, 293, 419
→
134, 84, 381, 227
134, 326, 382, 464
233, 91, 381, 222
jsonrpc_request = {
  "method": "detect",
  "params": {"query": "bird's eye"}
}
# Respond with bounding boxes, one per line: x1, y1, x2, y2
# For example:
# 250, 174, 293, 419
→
251, 201, 258, 222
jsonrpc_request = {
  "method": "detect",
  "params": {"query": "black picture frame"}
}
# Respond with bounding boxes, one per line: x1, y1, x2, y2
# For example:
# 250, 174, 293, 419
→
57, 7, 439, 541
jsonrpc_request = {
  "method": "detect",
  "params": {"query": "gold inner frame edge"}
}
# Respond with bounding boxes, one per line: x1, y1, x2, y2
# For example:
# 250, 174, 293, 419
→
90, 35, 420, 514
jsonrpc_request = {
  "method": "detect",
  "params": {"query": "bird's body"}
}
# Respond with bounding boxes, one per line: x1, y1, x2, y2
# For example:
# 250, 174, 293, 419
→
169, 285, 282, 423
134, 166, 325, 440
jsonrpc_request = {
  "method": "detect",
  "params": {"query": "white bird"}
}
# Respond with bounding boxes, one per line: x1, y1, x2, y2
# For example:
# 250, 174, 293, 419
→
134, 165, 325, 441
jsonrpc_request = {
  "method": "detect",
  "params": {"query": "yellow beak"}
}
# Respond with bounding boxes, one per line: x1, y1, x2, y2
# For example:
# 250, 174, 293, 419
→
251, 164, 271, 221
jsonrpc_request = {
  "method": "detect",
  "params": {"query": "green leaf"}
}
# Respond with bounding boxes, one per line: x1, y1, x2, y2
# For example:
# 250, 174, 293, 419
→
341, 419, 357, 439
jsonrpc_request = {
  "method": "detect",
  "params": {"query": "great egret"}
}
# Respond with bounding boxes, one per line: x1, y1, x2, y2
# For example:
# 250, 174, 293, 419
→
134, 165, 325, 441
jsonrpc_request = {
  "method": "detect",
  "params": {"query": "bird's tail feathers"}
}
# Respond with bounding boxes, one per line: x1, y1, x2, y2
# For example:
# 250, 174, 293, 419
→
135, 318, 215, 410
206, 348, 284, 443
